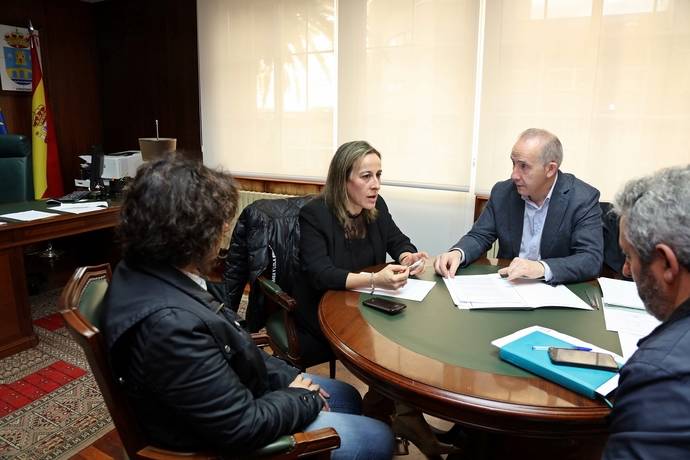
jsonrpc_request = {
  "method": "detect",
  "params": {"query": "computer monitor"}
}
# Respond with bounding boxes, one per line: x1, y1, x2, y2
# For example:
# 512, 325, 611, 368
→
89, 146, 105, 192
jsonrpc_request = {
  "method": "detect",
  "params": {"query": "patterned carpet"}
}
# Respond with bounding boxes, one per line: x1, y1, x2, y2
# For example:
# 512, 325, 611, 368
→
0, 289, 113, 460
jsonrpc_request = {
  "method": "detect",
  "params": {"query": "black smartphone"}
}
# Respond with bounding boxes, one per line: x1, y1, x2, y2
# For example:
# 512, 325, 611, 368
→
362, 297, 406, 315
548, 347, 619, 371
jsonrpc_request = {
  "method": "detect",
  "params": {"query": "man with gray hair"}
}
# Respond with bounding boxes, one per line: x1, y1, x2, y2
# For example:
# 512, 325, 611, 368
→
434, 128, 603, 284
603, 165, 690, 459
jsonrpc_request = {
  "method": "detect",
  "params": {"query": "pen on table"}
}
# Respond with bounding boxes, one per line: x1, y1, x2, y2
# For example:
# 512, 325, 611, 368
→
532, 345, 592, 351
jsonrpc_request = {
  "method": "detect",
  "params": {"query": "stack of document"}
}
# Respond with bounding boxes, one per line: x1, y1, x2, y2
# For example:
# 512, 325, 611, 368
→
443, 274, 592, 310
492, 326, 622, 400
598, 277, 660, 360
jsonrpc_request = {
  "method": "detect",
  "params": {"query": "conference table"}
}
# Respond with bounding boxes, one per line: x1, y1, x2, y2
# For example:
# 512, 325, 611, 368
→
0, 200, 120, 358
319, 260, 620, 459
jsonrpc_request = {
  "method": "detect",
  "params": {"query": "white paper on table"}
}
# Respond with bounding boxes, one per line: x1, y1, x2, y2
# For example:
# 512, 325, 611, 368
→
443, 274, 591, 310
603, 305, 660, 337
0, 210, 60, 221
50, 201, 109, 214
598, 277, 644, 310
352, 278, 436, 302
617, 331, 645, 361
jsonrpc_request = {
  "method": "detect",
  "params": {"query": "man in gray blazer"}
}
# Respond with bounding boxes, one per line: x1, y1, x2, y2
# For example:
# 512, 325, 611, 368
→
434, 128, 603, 284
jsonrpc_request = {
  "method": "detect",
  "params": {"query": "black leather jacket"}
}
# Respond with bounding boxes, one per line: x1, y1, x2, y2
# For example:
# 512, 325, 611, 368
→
102, 261, 323, 454
224, 196, 313, 332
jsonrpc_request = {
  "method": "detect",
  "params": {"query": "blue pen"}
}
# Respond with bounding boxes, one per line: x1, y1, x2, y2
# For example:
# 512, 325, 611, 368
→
532, 345, 592, 351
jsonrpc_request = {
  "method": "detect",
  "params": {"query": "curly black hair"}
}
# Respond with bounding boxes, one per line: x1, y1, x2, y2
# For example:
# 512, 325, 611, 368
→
118, 155, 238, 273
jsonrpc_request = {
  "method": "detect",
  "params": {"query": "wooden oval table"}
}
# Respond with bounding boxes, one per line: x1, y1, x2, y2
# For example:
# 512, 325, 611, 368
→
319, 260, 619, 459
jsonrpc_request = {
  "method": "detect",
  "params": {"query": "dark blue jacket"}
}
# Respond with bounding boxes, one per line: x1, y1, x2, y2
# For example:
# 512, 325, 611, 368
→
102, 262, 322, 454
603, 297, 690, 459
455, 172, 603, 284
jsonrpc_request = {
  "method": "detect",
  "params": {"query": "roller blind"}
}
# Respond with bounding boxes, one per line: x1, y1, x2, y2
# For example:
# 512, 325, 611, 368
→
477, 0, 690, 199
198, 0, 477, 189
198, 0, 690, 197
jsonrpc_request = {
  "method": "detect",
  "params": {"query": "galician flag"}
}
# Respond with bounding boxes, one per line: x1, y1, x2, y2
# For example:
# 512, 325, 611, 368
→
29, 24, 63, 199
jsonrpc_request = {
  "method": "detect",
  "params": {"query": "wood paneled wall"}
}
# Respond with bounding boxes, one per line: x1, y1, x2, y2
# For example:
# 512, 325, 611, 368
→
0, 0, 102, 192
234, 177, 324, 196
95, 0, 201, 160
0, 0, 202, 195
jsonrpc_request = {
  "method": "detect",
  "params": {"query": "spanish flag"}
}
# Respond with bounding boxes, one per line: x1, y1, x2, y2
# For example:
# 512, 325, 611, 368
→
29, 25, 63, 199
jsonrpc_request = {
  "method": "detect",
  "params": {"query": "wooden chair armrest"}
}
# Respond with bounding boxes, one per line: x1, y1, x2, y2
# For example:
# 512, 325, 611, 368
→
137, 446, 219, 459
251, 332, 270, 347
257, 275, 298, 313
137, 427, 339, 459
290, 427, 340, 455
259, 427, 340, 459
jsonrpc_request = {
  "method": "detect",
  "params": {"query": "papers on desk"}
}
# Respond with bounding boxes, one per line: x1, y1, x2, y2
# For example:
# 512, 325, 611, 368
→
48, 201, 109, 214
0, 210, 60, 221
352, 277, 436, 302
598, 277, 644, 310
443, 274, 592, 310
598, 277, 660, 360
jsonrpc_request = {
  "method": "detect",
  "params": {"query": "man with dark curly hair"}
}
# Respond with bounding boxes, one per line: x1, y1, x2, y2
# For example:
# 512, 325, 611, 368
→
101, 155, 394, 459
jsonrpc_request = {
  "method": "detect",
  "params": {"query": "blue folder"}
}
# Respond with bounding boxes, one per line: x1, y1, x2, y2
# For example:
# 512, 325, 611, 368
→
499, 330, 618, 399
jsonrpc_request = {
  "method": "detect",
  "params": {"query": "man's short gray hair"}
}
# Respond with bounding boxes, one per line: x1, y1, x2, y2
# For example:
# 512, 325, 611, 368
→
518, 128, 563, 167
613, 165, 690, 270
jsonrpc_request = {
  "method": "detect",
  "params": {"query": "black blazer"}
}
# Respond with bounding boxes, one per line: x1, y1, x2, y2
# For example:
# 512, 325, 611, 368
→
295, 196, 417, 338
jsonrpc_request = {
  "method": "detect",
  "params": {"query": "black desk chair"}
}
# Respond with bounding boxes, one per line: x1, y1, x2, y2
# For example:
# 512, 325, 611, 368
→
59, 264, 340, 460
0, 134, 33, 203
600, 202, 630, 279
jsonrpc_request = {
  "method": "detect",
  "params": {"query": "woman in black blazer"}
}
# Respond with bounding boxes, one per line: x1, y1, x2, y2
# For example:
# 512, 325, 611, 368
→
294, 140, 427, 363
295, 141, 462, 456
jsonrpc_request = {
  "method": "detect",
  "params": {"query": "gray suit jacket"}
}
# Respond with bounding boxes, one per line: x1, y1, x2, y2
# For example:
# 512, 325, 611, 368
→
454, 172, 603, 284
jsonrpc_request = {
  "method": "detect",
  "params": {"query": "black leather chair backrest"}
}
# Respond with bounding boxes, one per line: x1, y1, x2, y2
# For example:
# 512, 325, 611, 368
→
225, 195, 314, 332
600, 201, 630, 279
0, 134, 34, 203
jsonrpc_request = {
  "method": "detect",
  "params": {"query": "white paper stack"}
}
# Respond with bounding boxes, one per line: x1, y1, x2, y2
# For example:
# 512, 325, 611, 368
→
443, 274, 592, 311
598, 277, 660, 360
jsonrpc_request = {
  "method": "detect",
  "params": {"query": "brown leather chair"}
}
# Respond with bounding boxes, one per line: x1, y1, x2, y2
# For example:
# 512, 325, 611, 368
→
59, 264, 340, 460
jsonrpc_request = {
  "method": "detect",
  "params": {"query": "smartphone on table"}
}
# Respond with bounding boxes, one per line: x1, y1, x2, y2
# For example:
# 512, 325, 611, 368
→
548, 347, 619, 372
362, 297, 406, 315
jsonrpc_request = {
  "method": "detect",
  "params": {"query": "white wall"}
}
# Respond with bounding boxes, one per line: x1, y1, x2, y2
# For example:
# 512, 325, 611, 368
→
380, 185, 476, 259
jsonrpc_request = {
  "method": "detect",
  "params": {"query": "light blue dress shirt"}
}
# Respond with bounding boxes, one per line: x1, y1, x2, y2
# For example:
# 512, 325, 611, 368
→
519, 173, 558, 281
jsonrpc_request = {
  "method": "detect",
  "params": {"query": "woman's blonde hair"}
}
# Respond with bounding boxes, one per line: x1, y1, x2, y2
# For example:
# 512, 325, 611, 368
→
322, 140, 380, 228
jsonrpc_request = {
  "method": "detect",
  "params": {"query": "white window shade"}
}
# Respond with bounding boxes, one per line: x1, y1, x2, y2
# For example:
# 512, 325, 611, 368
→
477, 0, 690, 199
337, 0, 478, 189
198, 0, 478, 189
199, 0, 689, 198
198, 0, 336, 179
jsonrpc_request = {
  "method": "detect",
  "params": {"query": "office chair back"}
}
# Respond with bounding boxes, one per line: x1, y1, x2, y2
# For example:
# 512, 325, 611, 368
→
59, 264, 339, 459
225, 196, 336, 377
600, 202, 629, 279
0, 134, 34, 203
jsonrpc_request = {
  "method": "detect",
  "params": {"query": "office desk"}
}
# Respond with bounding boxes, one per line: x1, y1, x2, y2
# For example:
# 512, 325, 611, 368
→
319, 260, 619, 459
0, 201, 120, 358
